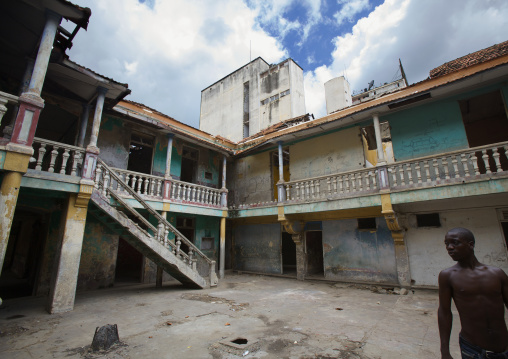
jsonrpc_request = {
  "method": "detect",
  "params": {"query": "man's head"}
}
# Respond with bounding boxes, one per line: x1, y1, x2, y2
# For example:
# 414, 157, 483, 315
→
444, 227, 475, 261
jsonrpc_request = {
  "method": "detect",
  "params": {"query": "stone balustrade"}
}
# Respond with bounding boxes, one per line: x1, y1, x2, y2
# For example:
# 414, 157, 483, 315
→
30, 137, 85, 176
110, 168, 164, 197
170, 179, 222, 207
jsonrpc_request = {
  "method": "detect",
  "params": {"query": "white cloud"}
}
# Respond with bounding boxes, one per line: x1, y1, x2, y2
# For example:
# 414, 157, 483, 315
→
304, 0, 508, 119
333, 0, 370, 25
67, 0, 287, 128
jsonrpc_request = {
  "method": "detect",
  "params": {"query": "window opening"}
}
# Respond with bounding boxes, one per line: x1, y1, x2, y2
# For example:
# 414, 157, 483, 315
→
416, 213, 441, 227
358, 218, 377, 230
127, 132, 154, 175
180, 146, 198, 183
243, 82, 250, 138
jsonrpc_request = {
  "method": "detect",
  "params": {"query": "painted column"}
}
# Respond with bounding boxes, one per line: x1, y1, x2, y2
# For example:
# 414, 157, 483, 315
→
27, 10, 62, 97
156, 211, 168, 288
77, 104, 91, 148
81, 87, 108, 182
381, 193, 411, 288
47, 193, 89, 313
219, 215, 226, 279
277, 141, 286, 201
163, 134, 174, 200
220, 156, 228, 208
293, 234, 306, 281
373, 113, 385, 164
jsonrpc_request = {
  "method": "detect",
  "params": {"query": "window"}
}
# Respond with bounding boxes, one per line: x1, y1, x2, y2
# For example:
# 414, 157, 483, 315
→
201, 237, 214, 250
416, 213, 440, 227
358, 218, 376, 230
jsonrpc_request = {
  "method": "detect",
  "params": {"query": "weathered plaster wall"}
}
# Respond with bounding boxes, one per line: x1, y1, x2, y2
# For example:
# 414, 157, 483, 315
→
234, 223, 281, 274
195, 215, 220, 260
290, 126, 364, 180
77, 216, 119, 290
97, 116, 130, 169
322, 218, 398, 283
152, 134, 167, 177
289, 60, 306, 117
200, 58, 268, 142
404, 208, 508, 287
36, 208, 62, 296
230, 151, 273, 205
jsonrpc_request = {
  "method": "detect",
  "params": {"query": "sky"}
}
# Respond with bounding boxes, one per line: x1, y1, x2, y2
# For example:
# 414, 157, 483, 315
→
65, 0, 508, 129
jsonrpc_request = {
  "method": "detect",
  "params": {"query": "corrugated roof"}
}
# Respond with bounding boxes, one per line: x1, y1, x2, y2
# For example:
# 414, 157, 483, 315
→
430, 40, 508, 78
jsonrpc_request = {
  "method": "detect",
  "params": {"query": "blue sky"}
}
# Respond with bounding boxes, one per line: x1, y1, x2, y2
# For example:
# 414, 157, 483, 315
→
66, 0, 508, 129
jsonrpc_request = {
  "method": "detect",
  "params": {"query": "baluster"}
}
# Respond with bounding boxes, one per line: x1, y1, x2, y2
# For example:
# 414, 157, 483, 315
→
482, 150, 491, 174
59, 149, 70, 174
176, 183, 182, 200
300, 182, 305, 199
327, 177, 331, 195
460, 153, 471, 177
448, 156, 458, 178
372, 170, 378, 190
305, 181, 311, 200
285, 184, 291, 201
310, 181, 315, 199
175, 236, 181, 258
442, 157, 450, 179
358, 173, 363, 192
423, 160, 431, 182
130, 175, 137, 192
195, 187, 201, 203
35, 143, 47, 171
396, 165, 404, 185
493, 148, 502, 172
338, 176, 344, 193
142, 177, 149, 195
171, 182, 177, 199
215, 191, 219, 205
148, 178, 154, 196
390, 167, 397, 186
350, 173, 356, 192
295, 183, 300, 200
94, 163, 102, 190
164, 226, 169, 247
48, 146, 59, 173
415, 161, 422, 183
315, 180, 321, 198
471, 153, 481, 175
433, 159, 440, 180
70, 151, 81, 176
103, 169, 110, 197
344, 175, 350, 193
405, 163, 413, 185
188, 248, 193, 265
332, 177, 338, 195
364, 172, 370, 190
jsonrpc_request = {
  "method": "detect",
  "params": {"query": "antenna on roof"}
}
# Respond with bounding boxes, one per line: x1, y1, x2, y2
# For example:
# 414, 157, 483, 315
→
399, 58, 408, 84
368, 80, 374, 90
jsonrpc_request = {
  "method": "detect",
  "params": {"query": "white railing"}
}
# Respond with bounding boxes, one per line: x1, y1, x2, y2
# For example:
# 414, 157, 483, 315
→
110, 168, 164, 197
171, 179, 222, 207
387, 141, 508, 187
0, 90, 18, 129
30, 138, 85, 176
283, 167, 379, 203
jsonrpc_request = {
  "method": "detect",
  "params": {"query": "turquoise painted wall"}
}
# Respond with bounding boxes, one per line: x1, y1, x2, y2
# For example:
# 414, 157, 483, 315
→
388, 82, 508, 161
152, 135, 167, 177
322, 217, 398, 284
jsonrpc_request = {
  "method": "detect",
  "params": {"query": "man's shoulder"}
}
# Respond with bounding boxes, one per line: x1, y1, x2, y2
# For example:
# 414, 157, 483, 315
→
439, 264, 459, 276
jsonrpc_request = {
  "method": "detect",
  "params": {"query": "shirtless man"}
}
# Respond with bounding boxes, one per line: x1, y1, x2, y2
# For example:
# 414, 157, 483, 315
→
438, 227, 508, 358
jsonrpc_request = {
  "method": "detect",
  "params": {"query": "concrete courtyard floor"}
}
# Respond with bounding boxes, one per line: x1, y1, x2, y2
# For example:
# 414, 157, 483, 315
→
0, 272, 469, 358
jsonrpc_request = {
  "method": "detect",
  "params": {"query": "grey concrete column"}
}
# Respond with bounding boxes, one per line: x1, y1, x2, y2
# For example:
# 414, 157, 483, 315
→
373, 113, 385, 164
220, 156, 228, 207
156, 211, 167, 288
394, 236, 412, 288
222, 156, 227, 188
277, 141, 286, 201
165, 134, 174, 178
47, 193, 88, 313
77, 104, 90, 148
219, 217, 226, 279
26, 10, 62, 97
292, 233, 306, 280
88, 87, 108, 149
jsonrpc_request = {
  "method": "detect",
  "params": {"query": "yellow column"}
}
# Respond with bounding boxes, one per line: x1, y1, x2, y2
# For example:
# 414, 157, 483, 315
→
0, 171, 23, 274
47, 193, 89, 314
219, 212, 226, 279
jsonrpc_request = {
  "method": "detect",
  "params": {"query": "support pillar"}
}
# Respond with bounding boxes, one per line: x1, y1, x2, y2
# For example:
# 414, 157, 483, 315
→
156, 211, 168, 288
372, 113, 385, 165
77, 104, 91, 148
381, 193, 411, 288
220, 156, 228, 208
163, 134, 174, 200
276, 141, 286, 201
47, 193, 89, 313
281, 217, 305, 280
219, 215, 226, 279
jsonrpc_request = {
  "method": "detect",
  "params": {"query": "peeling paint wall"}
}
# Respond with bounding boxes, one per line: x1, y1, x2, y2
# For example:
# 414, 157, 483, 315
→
97, 116, 130, 169
77, 215, 119, 290
234, 223, 281, 274
290, 126, 364, 180
322, 218, 398, 283
404, 208, 508, 287
229, 151, 273, 205
152, 134, 167, 177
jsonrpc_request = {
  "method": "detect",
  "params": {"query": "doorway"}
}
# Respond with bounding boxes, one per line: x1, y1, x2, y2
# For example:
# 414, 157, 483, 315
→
306, 230, 324, 276
176, 217, 195, 254
127, 132, 154, 174
282, 231, 296, 275
181, 146, 198, 183
114, 238, 143, 284
0, 210, 47, 299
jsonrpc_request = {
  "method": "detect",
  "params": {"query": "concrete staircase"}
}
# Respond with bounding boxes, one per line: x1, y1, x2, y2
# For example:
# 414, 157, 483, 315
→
89, 159, 217, 289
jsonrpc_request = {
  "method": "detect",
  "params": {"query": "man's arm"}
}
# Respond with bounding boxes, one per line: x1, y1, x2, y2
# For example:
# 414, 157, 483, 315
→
438, 270, 454, 359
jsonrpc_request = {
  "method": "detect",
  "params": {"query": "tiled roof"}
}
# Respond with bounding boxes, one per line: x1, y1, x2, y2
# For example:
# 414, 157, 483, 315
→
430, 40, 508, 78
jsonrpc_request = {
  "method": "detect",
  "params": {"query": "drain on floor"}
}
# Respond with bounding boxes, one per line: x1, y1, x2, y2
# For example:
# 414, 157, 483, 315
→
211, 336, 259, 356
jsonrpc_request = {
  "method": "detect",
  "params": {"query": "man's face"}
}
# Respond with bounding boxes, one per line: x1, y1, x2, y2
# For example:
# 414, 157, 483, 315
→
444, 232, 473, 261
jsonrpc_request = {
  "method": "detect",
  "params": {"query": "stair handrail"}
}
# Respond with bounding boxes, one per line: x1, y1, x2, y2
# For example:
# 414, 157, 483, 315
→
96, 158, 213, 265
